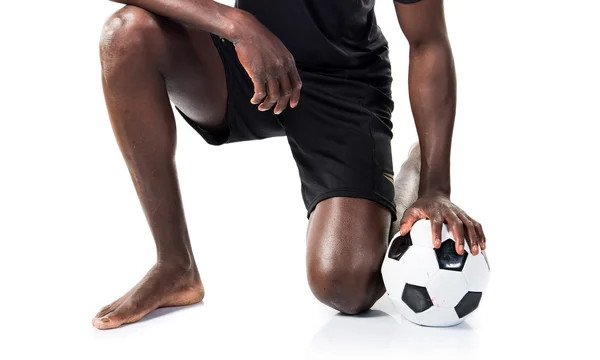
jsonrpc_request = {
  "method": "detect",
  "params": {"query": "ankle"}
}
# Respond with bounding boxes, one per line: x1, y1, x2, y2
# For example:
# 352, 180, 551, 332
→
157, 254, 194, 272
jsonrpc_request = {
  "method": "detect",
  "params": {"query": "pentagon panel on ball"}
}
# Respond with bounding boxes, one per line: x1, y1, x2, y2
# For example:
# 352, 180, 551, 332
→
381, 220, 491, 327
401, 284, 433, 313
434, 239, 468, 271
455, 292, 483, 318
387, 232, 412, 261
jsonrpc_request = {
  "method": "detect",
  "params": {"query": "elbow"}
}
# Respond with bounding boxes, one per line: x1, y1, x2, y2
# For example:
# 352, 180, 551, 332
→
406, 24, 451, 52
408, 35, 450, 53
408, 36, 452, 56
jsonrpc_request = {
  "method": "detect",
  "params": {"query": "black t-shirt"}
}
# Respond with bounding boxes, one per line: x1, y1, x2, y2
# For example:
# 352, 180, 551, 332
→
236, 0, 421, 72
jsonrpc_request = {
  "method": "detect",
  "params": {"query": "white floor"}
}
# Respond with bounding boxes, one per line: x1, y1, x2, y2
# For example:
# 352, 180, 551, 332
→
2, 132, 597, 359
2, 235, 597, 360
1, 1, 599, 359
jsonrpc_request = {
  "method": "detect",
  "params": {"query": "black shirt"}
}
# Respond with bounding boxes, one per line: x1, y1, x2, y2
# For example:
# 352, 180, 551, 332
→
236, 0, 421, 72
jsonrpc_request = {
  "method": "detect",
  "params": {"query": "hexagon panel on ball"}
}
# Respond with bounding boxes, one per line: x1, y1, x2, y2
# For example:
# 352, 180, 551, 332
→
405, 219, 435, 247
402, 246, 440, 287
462, 250, 491, 292
426, 270, 469, 308
418, 306, 463, 327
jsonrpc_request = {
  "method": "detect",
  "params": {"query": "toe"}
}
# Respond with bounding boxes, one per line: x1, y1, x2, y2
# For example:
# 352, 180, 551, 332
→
92, 301, 150, 330
95, 307, 115, 320
95, 299, 123, 319
95, 305, 112, 319
92, 313, 124, 330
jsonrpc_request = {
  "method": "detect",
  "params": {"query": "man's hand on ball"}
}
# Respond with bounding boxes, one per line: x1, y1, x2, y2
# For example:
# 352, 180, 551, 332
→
398, 194, 486, 256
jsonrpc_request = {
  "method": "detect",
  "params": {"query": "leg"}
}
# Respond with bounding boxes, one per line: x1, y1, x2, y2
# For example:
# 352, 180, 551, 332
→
93, 5, 227, 329
280, 53, 420, 313
306, 142, 421, 314
306, 198, 391, 314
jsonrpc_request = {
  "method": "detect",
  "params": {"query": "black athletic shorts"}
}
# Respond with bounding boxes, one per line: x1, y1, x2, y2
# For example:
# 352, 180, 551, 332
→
176, 35, 397, 221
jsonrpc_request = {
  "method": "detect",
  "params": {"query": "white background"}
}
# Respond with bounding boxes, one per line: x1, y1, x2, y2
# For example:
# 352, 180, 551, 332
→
1, 1, 599, 359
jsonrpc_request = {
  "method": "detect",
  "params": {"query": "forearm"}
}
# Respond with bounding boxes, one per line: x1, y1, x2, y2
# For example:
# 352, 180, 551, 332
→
408, 39, 456, 197
108, 0, 247, 41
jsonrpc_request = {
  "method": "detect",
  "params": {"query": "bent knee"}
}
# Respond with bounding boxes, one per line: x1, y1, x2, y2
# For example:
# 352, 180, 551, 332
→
99, 6, 162, 70
307, 260, 383, 315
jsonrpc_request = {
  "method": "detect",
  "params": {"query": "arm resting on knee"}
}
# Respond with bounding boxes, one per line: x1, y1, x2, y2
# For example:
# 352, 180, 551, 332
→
108, 0, 250, 42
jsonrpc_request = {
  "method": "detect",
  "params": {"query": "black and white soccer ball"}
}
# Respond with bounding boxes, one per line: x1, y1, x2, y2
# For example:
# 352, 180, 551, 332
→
382, 220, 490, 327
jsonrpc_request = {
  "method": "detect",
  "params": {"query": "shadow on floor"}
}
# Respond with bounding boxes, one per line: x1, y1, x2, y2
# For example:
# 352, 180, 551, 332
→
129, 301, 205, 325
306, 309, 401, 358
305, 296, 481, 359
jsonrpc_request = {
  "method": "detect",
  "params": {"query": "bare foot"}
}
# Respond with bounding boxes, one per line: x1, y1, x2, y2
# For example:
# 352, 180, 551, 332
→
390, 141, 421, 237
407, 140, 421, 159
92, 263, 204, 330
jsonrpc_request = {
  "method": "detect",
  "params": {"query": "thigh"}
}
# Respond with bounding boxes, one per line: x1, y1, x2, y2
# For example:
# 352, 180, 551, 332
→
128, 12, 228, 131
282, 71, 397, 221
163, 21, 284, 144
307, 197, 391, 268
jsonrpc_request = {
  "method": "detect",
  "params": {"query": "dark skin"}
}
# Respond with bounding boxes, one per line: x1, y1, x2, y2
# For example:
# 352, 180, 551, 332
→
92, 0, 486, 330
394, 0, 487, 254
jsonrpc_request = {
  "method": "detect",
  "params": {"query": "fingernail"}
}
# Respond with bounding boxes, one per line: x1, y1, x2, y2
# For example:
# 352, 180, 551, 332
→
459, 245, 464, 253
101, 317, 110, 323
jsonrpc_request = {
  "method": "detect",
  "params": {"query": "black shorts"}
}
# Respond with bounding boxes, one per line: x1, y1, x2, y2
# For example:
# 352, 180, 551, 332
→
176, 35, 398, 221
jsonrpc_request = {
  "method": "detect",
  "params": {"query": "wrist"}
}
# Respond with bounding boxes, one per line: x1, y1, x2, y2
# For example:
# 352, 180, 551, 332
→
418, 158, 450, 197
220, 8, 256, 43
418, 175, 450, 198
419, 188, 451, 198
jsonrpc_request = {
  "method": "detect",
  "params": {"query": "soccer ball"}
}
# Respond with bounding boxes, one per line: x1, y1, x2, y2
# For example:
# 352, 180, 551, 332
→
381, 220, 490, 327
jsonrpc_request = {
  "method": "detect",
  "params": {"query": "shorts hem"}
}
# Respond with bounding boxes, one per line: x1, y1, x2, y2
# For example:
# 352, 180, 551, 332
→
306, 190, 397, 222
175, 34, 236, 146
176, 106, 231, 146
